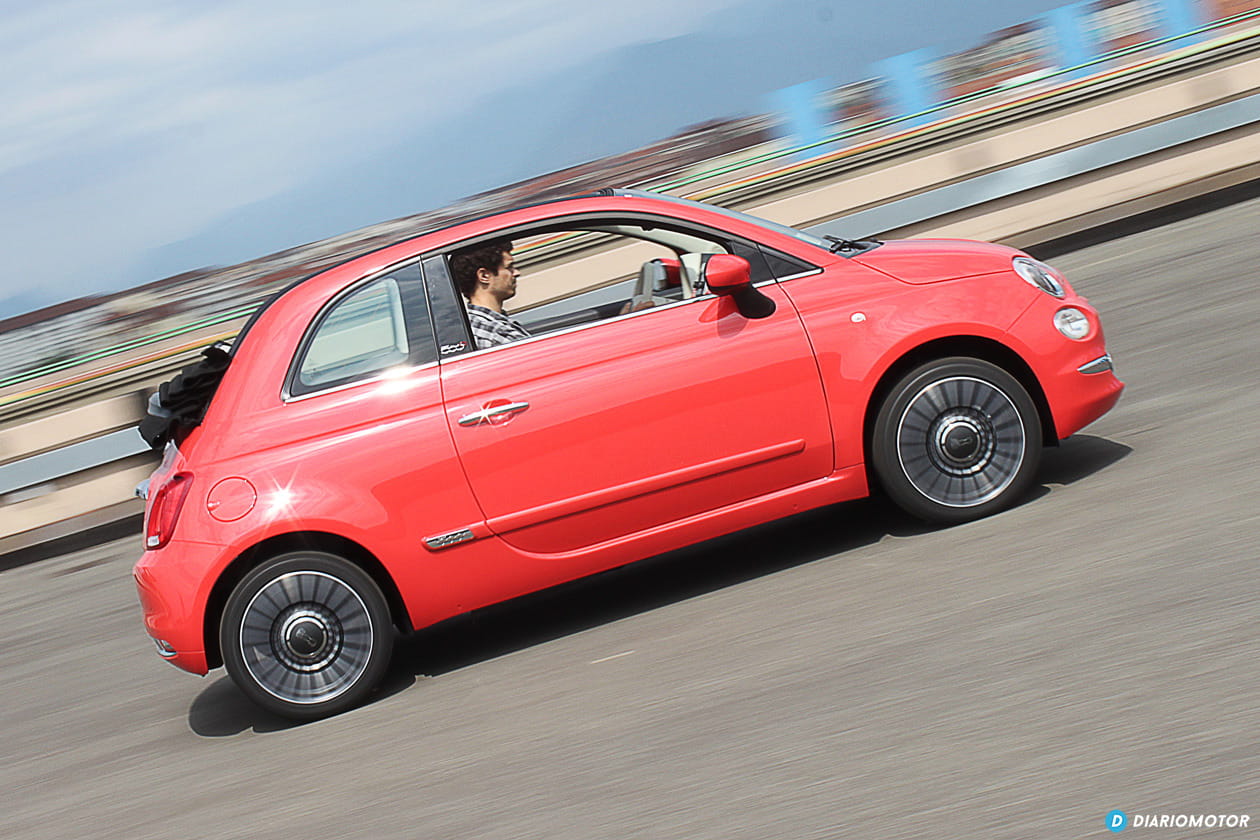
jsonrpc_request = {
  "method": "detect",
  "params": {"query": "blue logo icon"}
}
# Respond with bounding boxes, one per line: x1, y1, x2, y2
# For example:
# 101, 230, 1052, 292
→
1107, 810, 1128, 832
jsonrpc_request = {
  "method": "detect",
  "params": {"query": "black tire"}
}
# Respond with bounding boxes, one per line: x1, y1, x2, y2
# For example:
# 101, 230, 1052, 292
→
220, 551, 394, 720
871, 357, 1042, 525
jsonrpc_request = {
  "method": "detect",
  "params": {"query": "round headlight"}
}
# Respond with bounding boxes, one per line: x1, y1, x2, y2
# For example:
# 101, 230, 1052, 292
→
1013, 257, 1065, 297
1054, 307, 1091, 340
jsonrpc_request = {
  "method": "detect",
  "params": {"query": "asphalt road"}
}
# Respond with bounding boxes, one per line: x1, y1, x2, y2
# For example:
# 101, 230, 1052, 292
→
3, 195, 1258, 840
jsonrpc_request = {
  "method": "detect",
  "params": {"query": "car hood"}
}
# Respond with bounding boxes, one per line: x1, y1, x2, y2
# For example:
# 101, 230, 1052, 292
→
851, 239, 1018, 285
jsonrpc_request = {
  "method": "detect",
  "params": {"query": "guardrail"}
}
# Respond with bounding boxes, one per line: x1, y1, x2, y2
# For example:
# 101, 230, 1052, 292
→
810, 90, 1260, 240
3, 26, 1260, 559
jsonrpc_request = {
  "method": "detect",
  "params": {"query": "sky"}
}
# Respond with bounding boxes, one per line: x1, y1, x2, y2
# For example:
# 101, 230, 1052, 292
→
0, 0, 1071, 320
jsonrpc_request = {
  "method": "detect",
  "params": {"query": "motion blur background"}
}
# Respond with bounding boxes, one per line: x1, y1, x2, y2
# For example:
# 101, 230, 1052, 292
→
3, 0, 1259, 553
4, 0, 1259, 552
0, 0, 1081, 322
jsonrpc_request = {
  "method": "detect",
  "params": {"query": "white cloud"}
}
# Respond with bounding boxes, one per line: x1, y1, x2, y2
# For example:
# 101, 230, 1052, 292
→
0, 0, 742, 176
0, 0, 746, 308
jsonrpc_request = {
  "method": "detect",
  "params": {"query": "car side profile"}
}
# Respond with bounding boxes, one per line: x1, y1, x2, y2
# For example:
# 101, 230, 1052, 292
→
133, 190, 1123, 718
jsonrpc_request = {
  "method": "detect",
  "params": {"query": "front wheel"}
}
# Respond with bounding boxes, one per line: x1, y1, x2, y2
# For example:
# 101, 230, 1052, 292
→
220, 551, 394, 720
871, 358, 1042, 525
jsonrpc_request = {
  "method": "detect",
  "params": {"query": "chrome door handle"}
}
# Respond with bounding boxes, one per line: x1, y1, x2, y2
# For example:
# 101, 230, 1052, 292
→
457, 401, 530, 426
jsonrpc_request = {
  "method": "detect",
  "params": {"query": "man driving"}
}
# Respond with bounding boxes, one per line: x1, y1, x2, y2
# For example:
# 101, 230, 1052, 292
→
450, 239, 531, 349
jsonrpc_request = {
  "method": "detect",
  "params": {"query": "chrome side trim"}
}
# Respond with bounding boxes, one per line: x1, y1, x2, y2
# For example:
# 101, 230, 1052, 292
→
1078, 354, 1114, 375
775, 268, 824, 282
424, 529, 476, 550
282, 360, 439, 403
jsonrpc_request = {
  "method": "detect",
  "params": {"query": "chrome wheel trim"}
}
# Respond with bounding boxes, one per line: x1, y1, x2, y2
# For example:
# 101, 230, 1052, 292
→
239, 570, 374, 705
895, 375, 1026, 508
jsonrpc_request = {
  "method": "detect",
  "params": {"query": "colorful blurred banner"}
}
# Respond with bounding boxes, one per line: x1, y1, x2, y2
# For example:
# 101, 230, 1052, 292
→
1086, 0, 1164, 52
827, 78, 893, 134
1206, 0, 1260, 20
933, 22, 1057, 100
772, 0, 1260, 152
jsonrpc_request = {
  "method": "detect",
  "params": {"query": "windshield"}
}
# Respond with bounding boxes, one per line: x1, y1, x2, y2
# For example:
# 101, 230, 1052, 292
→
617, 189, 832, 252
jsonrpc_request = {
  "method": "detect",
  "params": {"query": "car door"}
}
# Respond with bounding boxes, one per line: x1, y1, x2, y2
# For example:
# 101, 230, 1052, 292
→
428, 256, 834, 556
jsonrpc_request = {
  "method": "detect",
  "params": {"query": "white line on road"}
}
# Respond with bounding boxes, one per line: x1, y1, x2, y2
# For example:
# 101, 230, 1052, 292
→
590, 650, 636, 664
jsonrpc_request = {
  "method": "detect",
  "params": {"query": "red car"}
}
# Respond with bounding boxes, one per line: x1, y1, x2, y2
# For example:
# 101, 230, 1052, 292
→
133, 189, 1122, 718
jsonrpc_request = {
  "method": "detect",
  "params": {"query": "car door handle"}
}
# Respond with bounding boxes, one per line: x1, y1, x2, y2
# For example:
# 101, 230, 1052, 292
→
457, 401, 531, 426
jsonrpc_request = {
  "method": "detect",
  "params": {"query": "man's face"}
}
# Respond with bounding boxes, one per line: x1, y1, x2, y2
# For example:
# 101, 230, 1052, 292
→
482, 250, 520, 302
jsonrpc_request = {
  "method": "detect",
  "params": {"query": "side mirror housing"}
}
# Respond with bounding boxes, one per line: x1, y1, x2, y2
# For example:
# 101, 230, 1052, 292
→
703, 254, 776, 319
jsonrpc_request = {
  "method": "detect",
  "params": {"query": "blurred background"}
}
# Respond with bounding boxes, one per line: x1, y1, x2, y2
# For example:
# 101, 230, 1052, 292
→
1, 0, 1253, 360
1, 0, 1259, 552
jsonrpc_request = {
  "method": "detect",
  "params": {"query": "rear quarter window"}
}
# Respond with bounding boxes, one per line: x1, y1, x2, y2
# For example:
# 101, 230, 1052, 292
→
290, 266, 434, 397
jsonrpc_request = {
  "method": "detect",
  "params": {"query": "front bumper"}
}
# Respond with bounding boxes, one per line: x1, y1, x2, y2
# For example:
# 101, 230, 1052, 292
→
1006, 300, 1124, 440
1054, 361, 1124, 439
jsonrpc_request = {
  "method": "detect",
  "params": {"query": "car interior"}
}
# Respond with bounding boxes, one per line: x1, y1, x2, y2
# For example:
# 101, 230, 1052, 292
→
456, 221, 728, 338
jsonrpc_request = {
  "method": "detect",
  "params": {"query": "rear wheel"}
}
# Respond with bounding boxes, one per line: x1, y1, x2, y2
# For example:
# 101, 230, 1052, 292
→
871, 357, 1042, 524
220, 551, 393, 720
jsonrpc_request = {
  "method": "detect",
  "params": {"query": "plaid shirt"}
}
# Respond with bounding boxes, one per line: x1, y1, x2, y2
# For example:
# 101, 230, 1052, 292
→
467, 303, 531, 349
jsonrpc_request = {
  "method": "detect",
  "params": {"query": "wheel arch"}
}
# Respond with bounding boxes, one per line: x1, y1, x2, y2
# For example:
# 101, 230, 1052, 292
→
862, 335, 1057, 488
202, 531, 413, 670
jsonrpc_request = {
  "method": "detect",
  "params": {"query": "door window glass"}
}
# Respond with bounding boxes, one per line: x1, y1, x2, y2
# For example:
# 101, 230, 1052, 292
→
427, 213, 818, 357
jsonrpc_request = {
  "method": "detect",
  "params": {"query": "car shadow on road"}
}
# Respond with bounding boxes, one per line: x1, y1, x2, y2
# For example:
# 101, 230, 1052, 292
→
188, 677, 304, 735
1037, 433, 1131, 487
189, 433, 1130, 735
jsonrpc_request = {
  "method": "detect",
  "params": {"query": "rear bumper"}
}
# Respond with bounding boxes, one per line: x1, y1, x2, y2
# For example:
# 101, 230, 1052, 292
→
133, 540, 223, 675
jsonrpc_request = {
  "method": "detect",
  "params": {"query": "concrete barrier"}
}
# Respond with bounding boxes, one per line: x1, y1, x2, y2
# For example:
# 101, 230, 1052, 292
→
0, 393, 153, 558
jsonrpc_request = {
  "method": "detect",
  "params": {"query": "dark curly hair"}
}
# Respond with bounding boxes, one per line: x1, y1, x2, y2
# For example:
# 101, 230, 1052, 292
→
450, 239, 513, 299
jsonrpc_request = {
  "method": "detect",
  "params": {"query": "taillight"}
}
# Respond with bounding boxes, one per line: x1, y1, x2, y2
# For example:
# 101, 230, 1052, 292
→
145, 472, 193, 550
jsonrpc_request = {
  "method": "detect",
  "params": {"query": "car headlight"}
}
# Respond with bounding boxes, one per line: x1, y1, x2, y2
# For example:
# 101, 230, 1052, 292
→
1054, 307, 1091, 340
1013, 256, 1065, 298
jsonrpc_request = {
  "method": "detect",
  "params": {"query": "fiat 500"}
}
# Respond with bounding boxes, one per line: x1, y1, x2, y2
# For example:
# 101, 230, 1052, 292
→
133, 189, 1123, 718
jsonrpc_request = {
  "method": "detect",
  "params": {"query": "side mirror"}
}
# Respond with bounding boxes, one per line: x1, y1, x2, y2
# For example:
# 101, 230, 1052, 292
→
703, 254, 776, 319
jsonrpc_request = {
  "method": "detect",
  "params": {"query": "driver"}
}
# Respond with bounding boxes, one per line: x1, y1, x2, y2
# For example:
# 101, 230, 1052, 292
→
450, 239, 531, 349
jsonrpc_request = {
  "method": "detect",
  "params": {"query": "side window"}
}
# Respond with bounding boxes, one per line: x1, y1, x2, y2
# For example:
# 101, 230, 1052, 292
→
728, 239, 816, 282
511, 231, 687, 337
425, 216, 809, 356
728, 240, 778, 284
291, 267, 433, 396
761, 246, 818, 280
